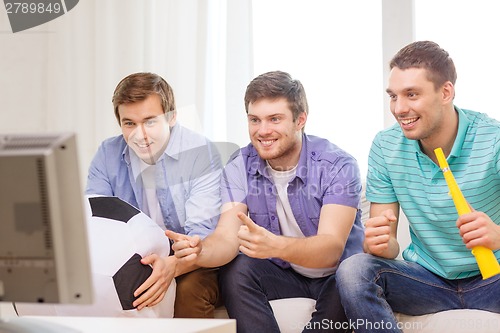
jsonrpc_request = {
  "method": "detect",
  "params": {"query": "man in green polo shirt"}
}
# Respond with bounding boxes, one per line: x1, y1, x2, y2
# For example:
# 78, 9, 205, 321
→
336, 40, 500, 333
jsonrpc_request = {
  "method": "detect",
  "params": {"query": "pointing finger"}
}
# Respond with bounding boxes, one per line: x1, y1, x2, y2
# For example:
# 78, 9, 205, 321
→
165, 230, 189, 242
237, 212, 259, 232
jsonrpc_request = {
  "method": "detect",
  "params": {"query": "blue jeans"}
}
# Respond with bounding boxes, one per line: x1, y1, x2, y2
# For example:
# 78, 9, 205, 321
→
219, 254, 348, 333
336, 253, 500, 333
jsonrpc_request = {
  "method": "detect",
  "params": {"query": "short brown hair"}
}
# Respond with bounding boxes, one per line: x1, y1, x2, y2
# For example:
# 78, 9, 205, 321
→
244, 71, 308, 121
112, 72, 176, 124
390, 41, 457, 90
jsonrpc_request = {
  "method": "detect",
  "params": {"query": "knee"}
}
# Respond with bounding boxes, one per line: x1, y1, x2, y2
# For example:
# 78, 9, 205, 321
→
336, 253, 375, 291
219, 255, 264, 293
219, 255, 253, 285
176, 273, 199, 296
174, 269, 220, 318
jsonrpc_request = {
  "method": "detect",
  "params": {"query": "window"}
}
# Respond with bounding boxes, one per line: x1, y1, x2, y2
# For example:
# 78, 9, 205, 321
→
252, 0, 383, 178
415, 0, 500, 120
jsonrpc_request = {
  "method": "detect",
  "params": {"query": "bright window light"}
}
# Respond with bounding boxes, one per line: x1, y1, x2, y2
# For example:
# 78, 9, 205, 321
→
415, 0, 500, 121
252, 0, 383, 178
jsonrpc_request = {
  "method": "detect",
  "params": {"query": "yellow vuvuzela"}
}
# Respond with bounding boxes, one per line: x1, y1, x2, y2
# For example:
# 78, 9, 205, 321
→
434, 147, 500, 279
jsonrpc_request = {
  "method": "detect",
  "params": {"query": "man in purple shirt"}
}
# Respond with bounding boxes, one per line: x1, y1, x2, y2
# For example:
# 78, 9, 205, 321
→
167, 71, 364, 333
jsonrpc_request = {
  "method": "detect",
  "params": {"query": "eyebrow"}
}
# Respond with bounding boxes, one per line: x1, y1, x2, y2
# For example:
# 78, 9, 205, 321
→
120, 117, 133, 123
247, 113, 285, 118
120, 115, 159, 123
386, 87, 418, 94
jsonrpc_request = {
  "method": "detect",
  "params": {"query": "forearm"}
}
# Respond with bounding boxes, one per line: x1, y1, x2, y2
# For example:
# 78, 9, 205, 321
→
196, 233, 240, 268
276, 234, 344, 268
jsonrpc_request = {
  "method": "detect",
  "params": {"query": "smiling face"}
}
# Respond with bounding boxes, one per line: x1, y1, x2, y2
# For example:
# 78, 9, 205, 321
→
247, 98, 306, 171
386, 67, 456, 153
118, 94, 176, 164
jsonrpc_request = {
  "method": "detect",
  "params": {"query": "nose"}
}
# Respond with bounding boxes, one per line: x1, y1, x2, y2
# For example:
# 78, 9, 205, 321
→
392, 98, 409, 116
129, 123, 150, 143
257, 121, 272, 136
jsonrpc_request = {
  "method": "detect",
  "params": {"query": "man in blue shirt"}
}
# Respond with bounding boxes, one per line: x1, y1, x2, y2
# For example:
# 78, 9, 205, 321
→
167, 71, 364, 333
336, 41, 500, 333
86, 72, 222, 317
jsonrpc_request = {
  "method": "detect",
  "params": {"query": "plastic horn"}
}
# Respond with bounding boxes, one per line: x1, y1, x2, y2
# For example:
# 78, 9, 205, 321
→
434, 147, 500, 279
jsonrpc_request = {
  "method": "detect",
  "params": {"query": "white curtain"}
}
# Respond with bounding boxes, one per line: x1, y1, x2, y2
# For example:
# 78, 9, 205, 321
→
0, 0, 252, 183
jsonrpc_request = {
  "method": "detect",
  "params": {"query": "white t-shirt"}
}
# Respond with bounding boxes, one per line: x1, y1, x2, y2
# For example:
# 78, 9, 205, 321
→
267, 162, 335, 278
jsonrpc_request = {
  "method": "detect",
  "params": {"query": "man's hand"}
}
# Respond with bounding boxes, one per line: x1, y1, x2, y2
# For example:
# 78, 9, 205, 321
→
165, 230, 201, 262
364, 209, 397, 257
457, 210, 500, 250
132, 254, 175, 310
237, 212, 280, 259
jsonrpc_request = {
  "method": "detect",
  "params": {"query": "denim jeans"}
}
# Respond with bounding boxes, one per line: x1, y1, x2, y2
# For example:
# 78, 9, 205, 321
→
219, 254, 349, 333
336, 253, 500, 333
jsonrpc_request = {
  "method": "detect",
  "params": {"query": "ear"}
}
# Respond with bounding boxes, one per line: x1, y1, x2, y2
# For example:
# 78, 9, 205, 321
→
441, 81, 455, 103
296, 112, 307, 130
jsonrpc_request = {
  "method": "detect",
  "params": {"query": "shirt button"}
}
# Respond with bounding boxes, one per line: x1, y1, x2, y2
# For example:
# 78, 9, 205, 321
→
271, 216, 276, 220
311, 152, 316, 156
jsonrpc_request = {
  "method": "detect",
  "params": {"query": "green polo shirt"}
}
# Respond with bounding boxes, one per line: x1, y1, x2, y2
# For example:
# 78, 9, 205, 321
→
366, 107, 500, 279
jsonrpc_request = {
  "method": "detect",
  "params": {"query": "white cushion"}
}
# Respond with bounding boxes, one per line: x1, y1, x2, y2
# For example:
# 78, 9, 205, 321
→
270, 298, 316, 333
214, 298, 316, 333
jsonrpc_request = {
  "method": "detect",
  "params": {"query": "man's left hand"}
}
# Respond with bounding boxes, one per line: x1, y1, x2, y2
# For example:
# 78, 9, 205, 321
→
457, 210, 500, 250
132, 254, 176, 310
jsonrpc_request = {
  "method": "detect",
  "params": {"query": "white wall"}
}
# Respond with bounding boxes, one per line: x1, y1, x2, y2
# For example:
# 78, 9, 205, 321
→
2, 1, 499, 256
414, 0, 500, 121
252, 0, 383, 179
0, 0, 252, 187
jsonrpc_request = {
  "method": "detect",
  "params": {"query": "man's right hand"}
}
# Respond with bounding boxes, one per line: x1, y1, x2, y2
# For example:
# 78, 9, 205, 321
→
363, 209, 397, 257
165, 230, 202, 262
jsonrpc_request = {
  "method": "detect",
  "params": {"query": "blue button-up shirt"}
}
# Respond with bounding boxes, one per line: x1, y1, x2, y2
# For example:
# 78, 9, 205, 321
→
221, 133, 364, 269
86, 123, 222, 239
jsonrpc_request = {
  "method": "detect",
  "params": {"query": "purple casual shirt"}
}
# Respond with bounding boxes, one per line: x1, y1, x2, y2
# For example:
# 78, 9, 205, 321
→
221, 133, 364, 270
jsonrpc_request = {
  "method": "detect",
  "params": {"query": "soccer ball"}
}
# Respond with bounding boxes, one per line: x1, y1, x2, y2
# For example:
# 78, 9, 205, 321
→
16, 196, 176, 318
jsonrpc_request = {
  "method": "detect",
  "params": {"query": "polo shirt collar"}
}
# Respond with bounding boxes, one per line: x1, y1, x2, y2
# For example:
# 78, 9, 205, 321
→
412, 105, 470, 158
449, 106, 469, 158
